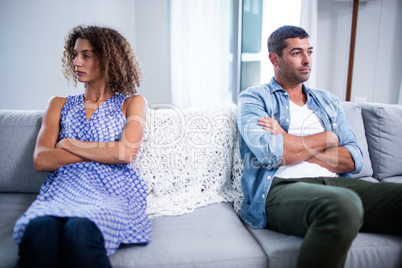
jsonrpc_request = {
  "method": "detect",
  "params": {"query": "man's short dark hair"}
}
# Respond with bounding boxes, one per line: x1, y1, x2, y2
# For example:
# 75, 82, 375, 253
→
267, 25, 309, 57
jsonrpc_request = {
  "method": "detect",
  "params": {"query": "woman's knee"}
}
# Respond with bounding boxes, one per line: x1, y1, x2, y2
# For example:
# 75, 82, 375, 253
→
60, 218, 110, 267
21, 216, 63, 247
18, 216, 63, 267
61, 217, 104, 249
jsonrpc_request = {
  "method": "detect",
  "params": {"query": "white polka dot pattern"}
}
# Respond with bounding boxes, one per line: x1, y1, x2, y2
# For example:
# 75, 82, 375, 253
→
13, 94, 151, 256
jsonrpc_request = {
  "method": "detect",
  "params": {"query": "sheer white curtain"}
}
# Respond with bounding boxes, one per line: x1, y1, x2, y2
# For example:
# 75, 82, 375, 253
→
300, 0, 318, 88
398, 77, 402, 104
170, 0, 232, 108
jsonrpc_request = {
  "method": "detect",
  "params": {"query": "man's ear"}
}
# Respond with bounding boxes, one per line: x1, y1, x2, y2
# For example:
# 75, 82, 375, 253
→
269, 52, 280, 67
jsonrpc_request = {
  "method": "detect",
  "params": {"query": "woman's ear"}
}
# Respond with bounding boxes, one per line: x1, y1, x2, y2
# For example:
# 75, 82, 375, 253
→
269, 52, 280, 67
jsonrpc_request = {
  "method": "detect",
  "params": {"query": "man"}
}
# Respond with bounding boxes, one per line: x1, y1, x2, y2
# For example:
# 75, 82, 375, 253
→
237, 25, 402, 268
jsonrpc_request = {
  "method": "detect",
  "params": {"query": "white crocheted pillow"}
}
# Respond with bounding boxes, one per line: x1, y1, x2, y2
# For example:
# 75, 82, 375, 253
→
133, 103, 243, 218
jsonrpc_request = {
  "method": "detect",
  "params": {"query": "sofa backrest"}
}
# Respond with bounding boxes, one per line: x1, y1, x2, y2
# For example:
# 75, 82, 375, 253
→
0, 110, 48, 193
360, 102, 402, 180
2, 102, 398, 212
0, 105, 243, 216
341, 102, 373, 178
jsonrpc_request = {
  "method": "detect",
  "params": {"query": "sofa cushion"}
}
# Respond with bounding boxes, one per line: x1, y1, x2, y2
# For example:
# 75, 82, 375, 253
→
381, 175, 402, 184
341, 102, 373, 178
1, 198, 268, 268
133, 104, 243, 218
110, 202, 267, 267
246, 227, 402, 268
0, 193, 38, 267
0, 110, 48, 193
360, 103, 402, 180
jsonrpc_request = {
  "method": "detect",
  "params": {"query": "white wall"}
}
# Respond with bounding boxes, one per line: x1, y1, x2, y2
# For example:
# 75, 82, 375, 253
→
316, 0, 402, 103
0, 0, 171, 110
1, 0, 401, 110
134, 0, 171, 106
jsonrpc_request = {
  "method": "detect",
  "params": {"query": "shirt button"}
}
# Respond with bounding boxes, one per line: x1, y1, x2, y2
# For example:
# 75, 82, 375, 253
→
262, 194, 266, 198
333, 123, 336, 127
286, 106, 289, 109
286, 119, 289, 122
284, 92, 288, 95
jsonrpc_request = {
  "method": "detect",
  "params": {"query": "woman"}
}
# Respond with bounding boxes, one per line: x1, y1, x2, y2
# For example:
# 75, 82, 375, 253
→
13, 25, 151, 268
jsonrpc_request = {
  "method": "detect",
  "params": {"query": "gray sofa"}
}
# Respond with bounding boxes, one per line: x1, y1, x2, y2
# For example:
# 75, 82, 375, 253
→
1, 101, 402, 268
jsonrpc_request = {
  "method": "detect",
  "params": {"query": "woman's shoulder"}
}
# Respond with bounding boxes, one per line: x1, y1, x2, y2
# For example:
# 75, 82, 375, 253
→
46, 96, 68, 110
41, 96, 68, 123
122, 94, 148, 117
124, 94, 147, 107
125, 94, 146, 102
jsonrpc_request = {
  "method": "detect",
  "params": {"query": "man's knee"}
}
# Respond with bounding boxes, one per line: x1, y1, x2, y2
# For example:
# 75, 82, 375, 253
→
314, 188, 363, 238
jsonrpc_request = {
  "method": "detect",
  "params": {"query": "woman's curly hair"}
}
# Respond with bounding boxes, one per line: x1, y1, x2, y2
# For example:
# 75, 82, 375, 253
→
62, 25, 143, 95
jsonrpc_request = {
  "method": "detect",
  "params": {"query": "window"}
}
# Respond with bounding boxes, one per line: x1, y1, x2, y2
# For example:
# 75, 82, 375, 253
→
170, 0, 302, 108
240, 0, 302, 91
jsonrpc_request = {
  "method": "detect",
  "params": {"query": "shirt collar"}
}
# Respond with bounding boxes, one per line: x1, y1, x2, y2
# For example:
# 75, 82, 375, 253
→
267, 78, 284, 93
268, 77, 313, 98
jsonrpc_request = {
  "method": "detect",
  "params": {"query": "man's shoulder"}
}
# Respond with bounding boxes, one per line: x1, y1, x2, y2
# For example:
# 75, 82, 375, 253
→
306, 86, 340, 104
241, 83, 269, 95
239, 83, 276, 103
306, 86, 343, 117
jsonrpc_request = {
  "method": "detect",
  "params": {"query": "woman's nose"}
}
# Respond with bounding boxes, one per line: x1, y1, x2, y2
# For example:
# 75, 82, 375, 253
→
73, 56, 80, 66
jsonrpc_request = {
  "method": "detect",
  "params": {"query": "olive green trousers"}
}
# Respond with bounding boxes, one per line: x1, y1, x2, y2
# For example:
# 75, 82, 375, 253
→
265, 177, 402, 268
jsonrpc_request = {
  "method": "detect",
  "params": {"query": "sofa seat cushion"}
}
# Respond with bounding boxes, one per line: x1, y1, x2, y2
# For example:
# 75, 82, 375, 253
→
357, 177, 379, 183
380, 175, 402, 184
0, 193, 38, 268
2, 199, 266, 268
246, 227, 402, 268
360, 103, 402, 180
110, 202, 267, 267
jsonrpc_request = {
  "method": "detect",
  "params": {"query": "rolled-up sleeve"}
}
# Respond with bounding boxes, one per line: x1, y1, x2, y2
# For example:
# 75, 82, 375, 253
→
237, 90, 284, 170
336, 105, 364, 174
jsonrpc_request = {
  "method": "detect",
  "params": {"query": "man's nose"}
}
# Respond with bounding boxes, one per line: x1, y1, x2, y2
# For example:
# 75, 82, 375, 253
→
302, 53, 312, 65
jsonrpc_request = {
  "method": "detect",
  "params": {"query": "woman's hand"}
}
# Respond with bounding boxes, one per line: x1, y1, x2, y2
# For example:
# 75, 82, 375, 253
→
56, 95, 147, 165
55, 139, 66, 149
258, 117, 286, 135
55, 138, 79, 150
33, 97, 89, 172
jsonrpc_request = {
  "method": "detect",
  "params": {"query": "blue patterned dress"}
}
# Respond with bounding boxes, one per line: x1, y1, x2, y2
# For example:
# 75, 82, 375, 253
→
14, 94, 152, 256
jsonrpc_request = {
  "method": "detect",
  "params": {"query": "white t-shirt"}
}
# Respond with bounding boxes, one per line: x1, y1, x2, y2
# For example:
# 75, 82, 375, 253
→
274, 101, 338, 179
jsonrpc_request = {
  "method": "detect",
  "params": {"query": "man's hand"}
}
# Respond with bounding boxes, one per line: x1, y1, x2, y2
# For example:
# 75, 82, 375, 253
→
258, 116, 343, 167
258, 117, 286, 135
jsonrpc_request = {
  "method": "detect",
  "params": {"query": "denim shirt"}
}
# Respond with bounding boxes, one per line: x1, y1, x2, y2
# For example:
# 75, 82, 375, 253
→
237, 78, 363, 228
